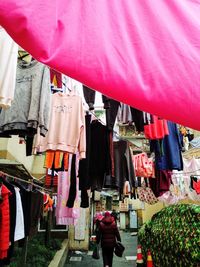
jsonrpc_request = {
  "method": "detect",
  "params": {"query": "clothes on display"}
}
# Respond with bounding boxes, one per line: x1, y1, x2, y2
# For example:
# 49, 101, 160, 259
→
0, 174, 45, 262
181, 157, 200, 201
157, 170, 187, 205
50, 68, 62, 89
137, 179, 158, 205
34, 91, 86, 158
89, 120, 111, 190
150, 121, 183, 171
144, 114, 169, 140
0, 27, 18, 109
14, 187, 25, 242
133, 152, 155, 178
113, 140, 135, 193
78, 114, 91, 208
0, 184, 10, 260
193, 179, 200, 194
83, 85, 120, 130
117, 104, 132, 124
56, 168, 80, 225
117, 104, 144, 132
149, 170, 172, 198
44, 151, 69, 170
83, 85, 111, 110
105, 99, 120, 131
0, 60, 51, 137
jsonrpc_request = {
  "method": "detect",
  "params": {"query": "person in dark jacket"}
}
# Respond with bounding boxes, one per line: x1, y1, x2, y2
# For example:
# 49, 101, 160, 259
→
96, 211, 121, 267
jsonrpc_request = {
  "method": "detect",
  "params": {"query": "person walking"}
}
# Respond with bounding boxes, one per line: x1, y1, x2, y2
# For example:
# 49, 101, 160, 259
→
96, 211, 121, 267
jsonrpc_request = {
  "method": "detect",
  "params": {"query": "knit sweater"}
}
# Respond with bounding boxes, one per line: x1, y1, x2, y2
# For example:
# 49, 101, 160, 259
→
0, 60, 51, 136
35, 92, 86, 158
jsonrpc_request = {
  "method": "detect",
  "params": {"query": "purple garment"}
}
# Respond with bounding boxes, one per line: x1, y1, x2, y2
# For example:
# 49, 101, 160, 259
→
149, 170, 172, 197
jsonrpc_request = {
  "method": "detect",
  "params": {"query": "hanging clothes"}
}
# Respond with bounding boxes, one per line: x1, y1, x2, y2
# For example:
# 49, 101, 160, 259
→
149, 170, 172, 197
1, 180, 16, 247
0, 60, 51, 137
117, 104, 132, 124
0, 27, 18, 109
193, 180, 200, 194
89, 120, 111, 191
66, 154, 77, 208
150, 121, 183, 171
144, 114, 169, 140
130, 107, 144, 132
105, 99, 120, 131
56, 166, 80, 225
83, 85, 120, 130
11, 181, 31, 237
182, 158, 200, 201
113, 140, 135, 193
35, 92, 86, 158
83, 85, 110, 110
0, 185, 11, 260
133, 152, 155, 178
29, 190, 43, 236
50, 68, 62, 88
117, 104, 144, 132
78, 114, 91, 208
14, 187, 25, 242
44, 151, 69, 170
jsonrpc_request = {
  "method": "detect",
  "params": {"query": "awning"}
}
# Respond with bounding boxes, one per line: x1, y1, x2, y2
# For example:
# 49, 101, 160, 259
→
0, 159, 34, 180
0, 1, 200, 129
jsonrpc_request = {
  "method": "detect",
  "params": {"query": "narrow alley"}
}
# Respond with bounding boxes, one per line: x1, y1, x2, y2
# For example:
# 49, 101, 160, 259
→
65, 231, 137, 267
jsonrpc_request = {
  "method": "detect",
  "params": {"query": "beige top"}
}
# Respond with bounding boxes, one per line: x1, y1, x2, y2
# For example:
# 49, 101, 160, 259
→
35, 92, 86, 158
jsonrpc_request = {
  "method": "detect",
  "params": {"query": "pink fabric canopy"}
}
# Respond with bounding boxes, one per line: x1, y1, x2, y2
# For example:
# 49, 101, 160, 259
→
0, 0, 200, 129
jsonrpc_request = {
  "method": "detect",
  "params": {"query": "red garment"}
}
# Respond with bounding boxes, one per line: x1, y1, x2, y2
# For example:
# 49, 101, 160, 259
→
144, 115, 169, 140
50, 68, 62, 88
98, 215, 121, 248
133, 153, 155, 178
193, 180, 200, 194
0, 185, 11, 259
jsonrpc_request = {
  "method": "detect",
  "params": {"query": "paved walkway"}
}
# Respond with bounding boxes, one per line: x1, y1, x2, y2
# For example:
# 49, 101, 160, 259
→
65, 231, 137, 267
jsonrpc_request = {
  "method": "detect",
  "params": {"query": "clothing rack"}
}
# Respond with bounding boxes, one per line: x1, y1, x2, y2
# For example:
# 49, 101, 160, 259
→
0, 171, 52, 193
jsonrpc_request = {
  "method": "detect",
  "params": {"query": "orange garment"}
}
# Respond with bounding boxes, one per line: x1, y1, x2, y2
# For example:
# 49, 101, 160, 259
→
43, 194, 54, 212
63, 153, 69, 171
44, 151, 69, 170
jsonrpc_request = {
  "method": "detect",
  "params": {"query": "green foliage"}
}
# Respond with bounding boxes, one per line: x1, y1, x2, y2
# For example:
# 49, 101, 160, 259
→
138, 204, 200, 267
10, 233, 63, 267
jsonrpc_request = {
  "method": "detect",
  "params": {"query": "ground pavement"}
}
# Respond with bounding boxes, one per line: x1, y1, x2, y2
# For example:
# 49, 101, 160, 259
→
65, 231, 137, 267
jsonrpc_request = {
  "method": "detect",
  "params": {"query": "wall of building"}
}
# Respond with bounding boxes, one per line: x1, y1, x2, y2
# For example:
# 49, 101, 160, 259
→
0, 136, 46, 177
141, 202, 165, 223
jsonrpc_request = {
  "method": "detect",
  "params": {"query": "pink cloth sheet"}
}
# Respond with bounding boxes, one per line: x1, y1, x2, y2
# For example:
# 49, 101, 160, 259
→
0, 1, 200, 129
56, 155, 80, 225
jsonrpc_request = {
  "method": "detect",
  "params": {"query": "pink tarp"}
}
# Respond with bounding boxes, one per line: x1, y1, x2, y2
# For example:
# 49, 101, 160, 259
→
0, 1, 200, 129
